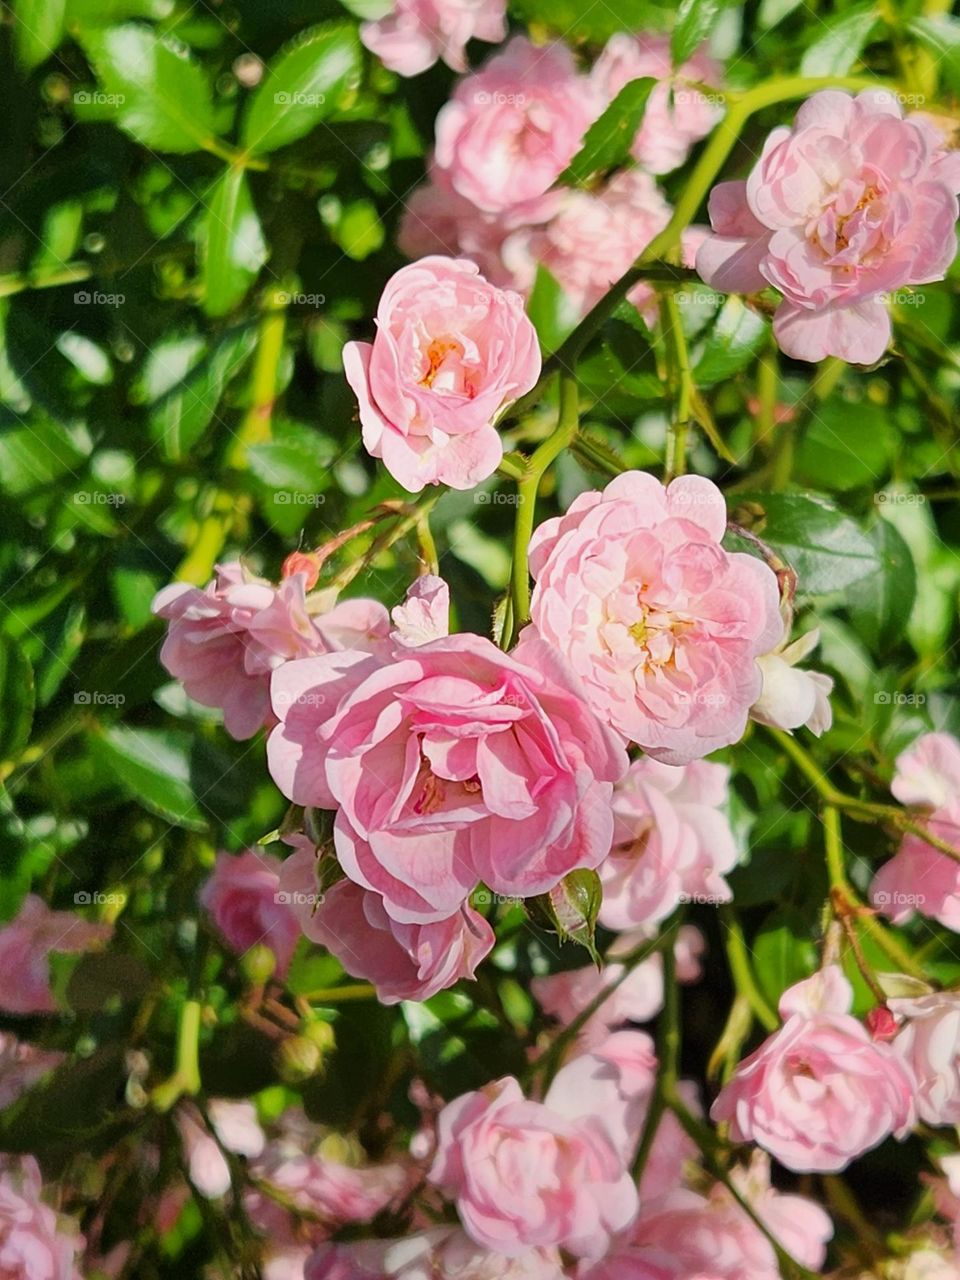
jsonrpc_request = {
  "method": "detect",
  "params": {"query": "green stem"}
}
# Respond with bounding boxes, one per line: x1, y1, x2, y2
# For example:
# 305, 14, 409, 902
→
0, 262, 91, 299
300, 983, 377, 1003
632, 920, 681, 1179
662, 291, 693, 481
719, 906, 778, 1031
152, 998, 202, 1111
328, 496, 441, 592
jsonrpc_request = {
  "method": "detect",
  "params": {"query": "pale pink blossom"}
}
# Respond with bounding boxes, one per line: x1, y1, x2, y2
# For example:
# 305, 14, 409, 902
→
592, 34, 724, 175
0, 1154, 83, 1280
528, 472, 783, 762
871, 733, 960, 929
201, 849, 301, 977
309, 1228, 567, 1280
890, 991, 960, 1126
0, 1034, 63, 1108
429, 1072, 638, 1259
750, 627, 833, 736
343, 256, 540, 492
599, 757, 740, 929
711, 966, 916, 1172
391, 575, 449, 647
696, 90, 960, 363
153, 564, 389, 740
360, 0, 506, 77
177, 1099, 265, 1199
279, 842, 494, 1003
432, 38, 599, 216
0, 895, 112, 1016
267, 629, 626, 924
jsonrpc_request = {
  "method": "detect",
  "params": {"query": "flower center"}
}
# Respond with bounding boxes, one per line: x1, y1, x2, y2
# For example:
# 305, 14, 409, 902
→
420, 337, 465, 388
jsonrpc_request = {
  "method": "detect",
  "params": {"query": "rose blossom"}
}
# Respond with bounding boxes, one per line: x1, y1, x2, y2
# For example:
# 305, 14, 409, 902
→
360, 0, 506, 77
0, 1034, 64, 1109
890, 991, 960, 1126
0, 1154, 83, 1280
711, 966, 916, 1172
871, 732, 960, 929
343, 256, 540, 492
696, 90, 960, 363
153, 563, 389, 740
279, 840, 494, 1003
0, 895, 112, 1016
200, 849, 300, 977
267, 626, 626, 924
750, 627, 833, 736
428, 1073, 638, 1258
598, 757, 740, 929
432, 37, 599, 217
177, 1099, 265, 1199
591, 33, 724, 175
527, 472, 783, 762
308, 1228, 566, 1280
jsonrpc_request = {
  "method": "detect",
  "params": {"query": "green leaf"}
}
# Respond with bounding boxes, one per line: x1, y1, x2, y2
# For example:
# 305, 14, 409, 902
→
202, 167, 268, 318
79, 24, 217, 153
86, 725, 208, 830
799, 2, 879, 76
753, 908, 817, 1012
757, 0, 804, 29
526, 264, 574, 355
242, 22, 361, 156
509, 0, 666, 41
0, 636, 35, 767
795, 398, 895, 492
728, 492, 882, 594
693, 296, 769, 386
14, 0, 67, 70
846, 519, 916, 653
560, 78, 655, 186
0, 417, 89, 497
671, 0, 722, 66
908, 16, 960, 95
527, 869, 603, 963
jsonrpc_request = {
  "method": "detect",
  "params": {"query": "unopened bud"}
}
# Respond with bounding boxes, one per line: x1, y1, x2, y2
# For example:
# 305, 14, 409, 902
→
282, 550, 321, 590
240, 944, 276, 987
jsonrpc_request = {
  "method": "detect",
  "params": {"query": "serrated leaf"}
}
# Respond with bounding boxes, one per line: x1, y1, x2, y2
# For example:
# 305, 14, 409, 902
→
202, 167, 268, 318
79, 24, 217, 153
242, 22, 361, 156
672, 0, 722, 66
560, 78, 655, 186
799, 2, 878, 76
13, 0, 67, 70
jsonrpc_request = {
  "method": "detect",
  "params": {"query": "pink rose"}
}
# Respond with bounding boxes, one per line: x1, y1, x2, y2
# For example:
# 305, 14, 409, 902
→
432, 38, 599, 216
751, 627, 833, 736
871, 732, 960, 929
598, 757, 740, 929
390, 574, 450, 647
153, 563, 389, 740
0, 895, 113, 1016
360, 0, 506, 76
177, 1099, 265, 1199
343, 256, 540, 492
428, 1074, 638, 1258
279, 842, 494, 1004
696, 90, 960, 363
592, 34, 724, 175
267, 628, 626, 924
711, 966, 916, 1172
0, 1154, 84, 1280
0, 1034, 64, 1109
309, 1228, 567, 1280
200, 849, 301, 977
890, 992, 960, 1126
528, 472, 783, 762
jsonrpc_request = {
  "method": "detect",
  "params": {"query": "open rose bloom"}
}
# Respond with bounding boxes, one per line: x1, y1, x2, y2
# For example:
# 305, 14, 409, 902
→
697, 89, 960, 363
360, 0, 507, 77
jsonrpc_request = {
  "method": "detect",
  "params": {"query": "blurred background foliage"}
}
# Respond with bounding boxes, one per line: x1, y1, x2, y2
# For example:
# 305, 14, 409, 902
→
3, 0, 960, 1263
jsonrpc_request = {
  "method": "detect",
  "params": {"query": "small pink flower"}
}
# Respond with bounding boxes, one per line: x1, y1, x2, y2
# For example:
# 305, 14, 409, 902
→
201, 849, 301, 977
890, 991, 960, 1126
433, 38, 600, 216
429, 1074, 638, 1259
696, 90, 960, 363
178, 1099, 265, 1199
751, 627, 833, 736
711, 966, 916, 1172
360, 0, 506, 76
871, 732, 960, 929
343, 256, 540, 492
0, 1154, 84, 1280
0, 1034, 64, 1109
309, 1228, 567, 1280
153, 563, 390, 740
528, 472, 783, 762
279, 842, 494, 1004
391, 574, 450, 647
592, 34, 724, 175
599, 757, 740, 929
0, 896, 113, 1016
267, 627, 626, 924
